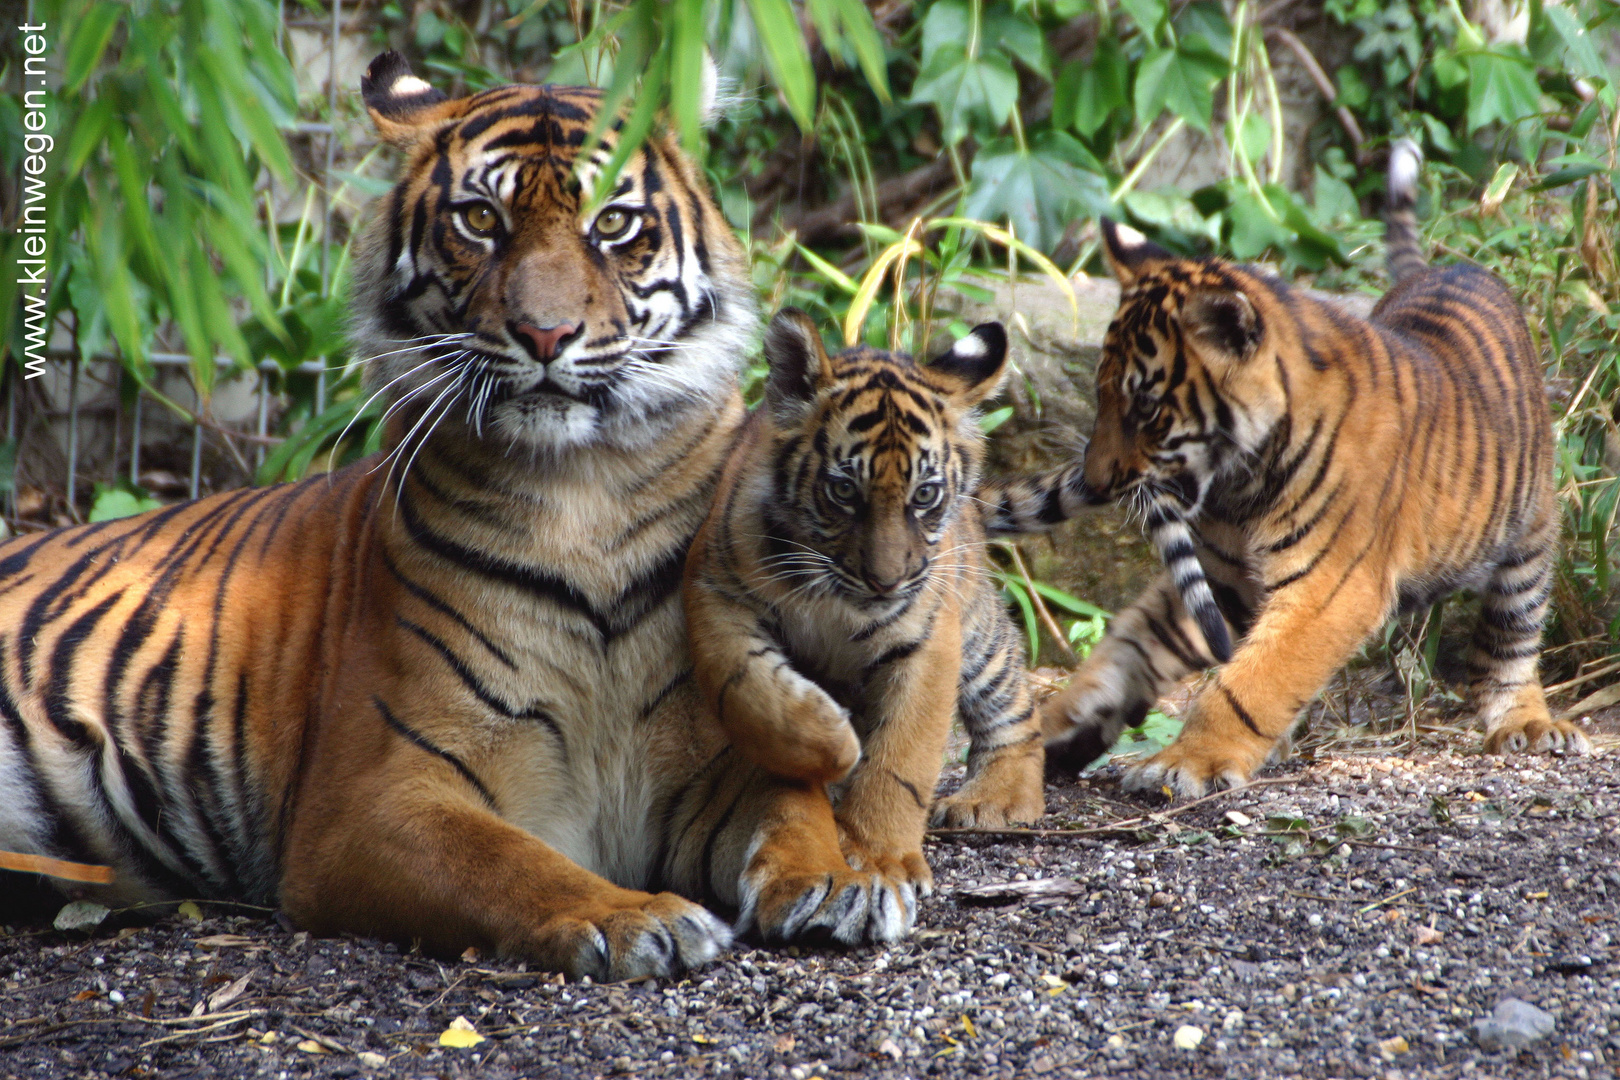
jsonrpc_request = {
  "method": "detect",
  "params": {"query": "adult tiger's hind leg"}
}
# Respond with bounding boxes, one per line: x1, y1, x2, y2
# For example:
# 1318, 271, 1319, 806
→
1041, 571, 1224, 775
664, 754, 919, 945
1472, 543, 1591, 755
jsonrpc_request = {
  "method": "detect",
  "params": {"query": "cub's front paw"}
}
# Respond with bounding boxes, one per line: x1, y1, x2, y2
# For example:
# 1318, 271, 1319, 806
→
930, 757, 1045, 828
736, 863, 918, 946
731, 675, 861, 786
532, 892, 732, 981
1119, 734, 1265, 799
1483, 715, 1593, 756
841, 840, 934, 899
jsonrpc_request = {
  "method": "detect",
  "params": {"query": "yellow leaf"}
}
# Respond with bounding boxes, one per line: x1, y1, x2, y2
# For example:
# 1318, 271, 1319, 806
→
439, 1016, 485, 1048
296, 1040, 327, 1055
843, 238, 924, 347
176, 901, 203, 922
961, 1014, 977, 1039
1527, 891, 1549, 900
691, 1033, 714, 1045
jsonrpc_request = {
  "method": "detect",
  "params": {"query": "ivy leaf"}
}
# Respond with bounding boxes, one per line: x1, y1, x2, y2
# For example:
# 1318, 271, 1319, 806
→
1134, 38, 1228, 133
1542, 5, 1610, 82
1464, 50, 1542, 134
1223, 189, 1293, 260
910, 46, 1019, 145
1117, 0, 1167, 39
1174, 1, 1234, 61
920, 1, 1050, 79
964, 132, 1112, 252
1053, 37, 1127, 137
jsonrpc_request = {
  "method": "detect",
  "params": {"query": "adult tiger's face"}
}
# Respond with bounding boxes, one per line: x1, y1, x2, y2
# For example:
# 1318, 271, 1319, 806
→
349, 52, 754, 452
758, 310, 1007, 607
1083, 220, 1286, 511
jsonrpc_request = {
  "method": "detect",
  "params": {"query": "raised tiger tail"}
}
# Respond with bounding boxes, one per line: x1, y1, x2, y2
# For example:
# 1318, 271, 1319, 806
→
978, 460, 1099, 536
1144, 494, 1233, 664
1385, 138, 1426, 283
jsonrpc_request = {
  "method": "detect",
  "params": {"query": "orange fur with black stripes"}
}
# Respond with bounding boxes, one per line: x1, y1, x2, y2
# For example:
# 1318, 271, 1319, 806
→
684, 312, 1045, 918
1011, 142, 1589, 794
0, 56, 943, 974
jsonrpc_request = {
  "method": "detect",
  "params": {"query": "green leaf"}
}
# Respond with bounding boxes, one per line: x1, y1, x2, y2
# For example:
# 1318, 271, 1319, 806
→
61, 97, 114, 176
746, 0, 818, 130
825, 0, 893, 99
1223, 189, 1292, 259
89, 484, 163, 523
0, 439, 16, 496
909, 47, 1019, 145
1117, 0, 1167, 39
1310, 166, 1359, 227
1543, 4, 1610, 81
1464, 50, 1542, 134
62, 3, 124, 96
978, 405, 1014, 432
1134, 40, 1227, 134
669, 0, 707, 154
963, 132, 1112, 252
1174, 1, 1233, 60
1053, 37, 1127, 138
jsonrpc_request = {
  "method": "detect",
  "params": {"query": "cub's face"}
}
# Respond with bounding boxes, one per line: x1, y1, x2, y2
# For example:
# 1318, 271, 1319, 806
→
758, 310, 1007, 608
1084, 220, 1280, 512
349, 53, 753, 453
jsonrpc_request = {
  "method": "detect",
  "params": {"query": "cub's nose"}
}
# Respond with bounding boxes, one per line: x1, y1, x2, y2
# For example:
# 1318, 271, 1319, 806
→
510, 320, 582, 362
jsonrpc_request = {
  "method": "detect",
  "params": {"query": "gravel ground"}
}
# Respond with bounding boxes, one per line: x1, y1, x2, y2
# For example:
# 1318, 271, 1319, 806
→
3, 737, 1618, 1080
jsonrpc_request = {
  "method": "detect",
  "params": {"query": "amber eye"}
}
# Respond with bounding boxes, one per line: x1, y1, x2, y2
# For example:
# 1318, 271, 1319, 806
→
594, 208, 633, 240
459, 202, 500, 237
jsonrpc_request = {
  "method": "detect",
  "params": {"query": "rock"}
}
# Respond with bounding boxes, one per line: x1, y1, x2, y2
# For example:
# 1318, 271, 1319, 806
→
1173, 1024, 1205, 1049
53, 900, 110, 932
1472, 997, 1557, 1051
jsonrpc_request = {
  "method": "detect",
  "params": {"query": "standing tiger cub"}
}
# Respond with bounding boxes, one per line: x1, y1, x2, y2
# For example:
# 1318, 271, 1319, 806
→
684, 310, 1046, 899
1008, 141, 1589, 796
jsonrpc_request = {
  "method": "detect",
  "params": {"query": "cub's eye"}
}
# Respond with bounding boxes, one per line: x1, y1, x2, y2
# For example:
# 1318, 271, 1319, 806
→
826, 476, 858, 503
910, 482, 943, 510
593, 208, 634, 241
458, 202, 500, 237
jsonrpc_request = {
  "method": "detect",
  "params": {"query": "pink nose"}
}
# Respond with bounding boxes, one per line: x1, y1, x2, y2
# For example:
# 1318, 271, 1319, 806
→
511, 321, 581, 362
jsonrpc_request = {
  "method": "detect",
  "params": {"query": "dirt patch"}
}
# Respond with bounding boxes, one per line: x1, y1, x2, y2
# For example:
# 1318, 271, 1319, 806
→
3, 742, 1617, 1080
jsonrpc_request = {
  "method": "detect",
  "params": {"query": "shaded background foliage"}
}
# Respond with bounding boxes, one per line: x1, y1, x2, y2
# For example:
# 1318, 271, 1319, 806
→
0, 0, 1616, 706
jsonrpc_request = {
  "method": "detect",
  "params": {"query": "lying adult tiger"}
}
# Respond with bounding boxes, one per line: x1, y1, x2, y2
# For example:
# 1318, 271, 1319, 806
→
0, 54, 924, 978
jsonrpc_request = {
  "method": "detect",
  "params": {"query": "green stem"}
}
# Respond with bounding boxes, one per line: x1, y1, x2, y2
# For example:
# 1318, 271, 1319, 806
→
1110, 116, 1185, 202
968, 0, 982, 60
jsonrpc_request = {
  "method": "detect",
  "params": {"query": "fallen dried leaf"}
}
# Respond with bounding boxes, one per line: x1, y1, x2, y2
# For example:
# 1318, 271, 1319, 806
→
956, 878, 1085, 906
296, 1039, 327, 1055
176, 902, 203, 922
195, 935, 256, 948
206, 973, 253, 1014
439, 1016, 484, 1048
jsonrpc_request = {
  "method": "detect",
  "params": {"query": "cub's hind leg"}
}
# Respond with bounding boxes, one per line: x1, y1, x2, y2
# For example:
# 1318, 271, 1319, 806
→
1041, 571, 1227, 775
1472, 541, 1591, 755
932, 585, 1044, 827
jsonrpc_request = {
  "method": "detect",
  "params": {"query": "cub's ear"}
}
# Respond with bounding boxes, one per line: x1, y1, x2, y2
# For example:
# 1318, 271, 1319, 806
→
929, 322, 1008, 407
764, 308, 835, 412
1100, 218, 1172, 290
1181, 288, 1263, 362
362, 52, 462, 147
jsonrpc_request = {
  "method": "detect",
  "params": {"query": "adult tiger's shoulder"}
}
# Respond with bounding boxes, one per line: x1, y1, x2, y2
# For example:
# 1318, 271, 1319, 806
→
992, 140, 1587, 794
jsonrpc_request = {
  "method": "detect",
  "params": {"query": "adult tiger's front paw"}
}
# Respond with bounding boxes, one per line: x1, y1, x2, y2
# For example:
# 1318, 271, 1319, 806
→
1119, 733, 1267, 799
529, 892, 732, 981
736, 862, 918, 946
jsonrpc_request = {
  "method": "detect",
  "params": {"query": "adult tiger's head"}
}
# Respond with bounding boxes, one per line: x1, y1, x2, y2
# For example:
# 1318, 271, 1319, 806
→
349, 52, 753, 452
1083, 218, 1288, 513
757, 309, 1008, 606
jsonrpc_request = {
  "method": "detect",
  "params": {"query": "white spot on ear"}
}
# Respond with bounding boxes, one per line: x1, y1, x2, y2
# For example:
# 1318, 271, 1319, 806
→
392, 75, 435, 97
950, 334, 987, 360
1113, 222, 1148, 249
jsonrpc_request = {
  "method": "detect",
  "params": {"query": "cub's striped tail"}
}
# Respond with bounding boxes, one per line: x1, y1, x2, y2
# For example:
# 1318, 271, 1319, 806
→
1143, 494, 1232, 664
1386, 138, 1426, 283
976, 464, 1233, 664
977, 461, 1098, 536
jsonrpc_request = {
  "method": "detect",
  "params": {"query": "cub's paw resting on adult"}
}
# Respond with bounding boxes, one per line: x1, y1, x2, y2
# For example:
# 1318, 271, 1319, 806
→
736, 861, 918, 945
1483, 713, 1592, 756
530, 892, 732, 981
840, 836, 934, 900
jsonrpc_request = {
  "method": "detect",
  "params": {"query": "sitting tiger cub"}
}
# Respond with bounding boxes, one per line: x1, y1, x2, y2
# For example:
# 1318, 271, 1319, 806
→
684, 309, 1045, 909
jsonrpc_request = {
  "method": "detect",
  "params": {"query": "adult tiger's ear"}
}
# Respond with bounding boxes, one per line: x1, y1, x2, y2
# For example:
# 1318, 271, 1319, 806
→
764, 308, 836, 414
928, 323, 1008, 408
362, 52, 463, 148
1181, 288, 1264, 363
1100, 218, 1172, 290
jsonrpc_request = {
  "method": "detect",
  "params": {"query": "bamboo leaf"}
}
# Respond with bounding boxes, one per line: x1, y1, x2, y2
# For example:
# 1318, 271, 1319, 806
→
746, 0, 818, 130
794, 244, 860, 295
844, 238, 924, 346
826, 0, 892, 100
61, 97, 114, 176
62, 3, 124, 96
669, 0, 707, 156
